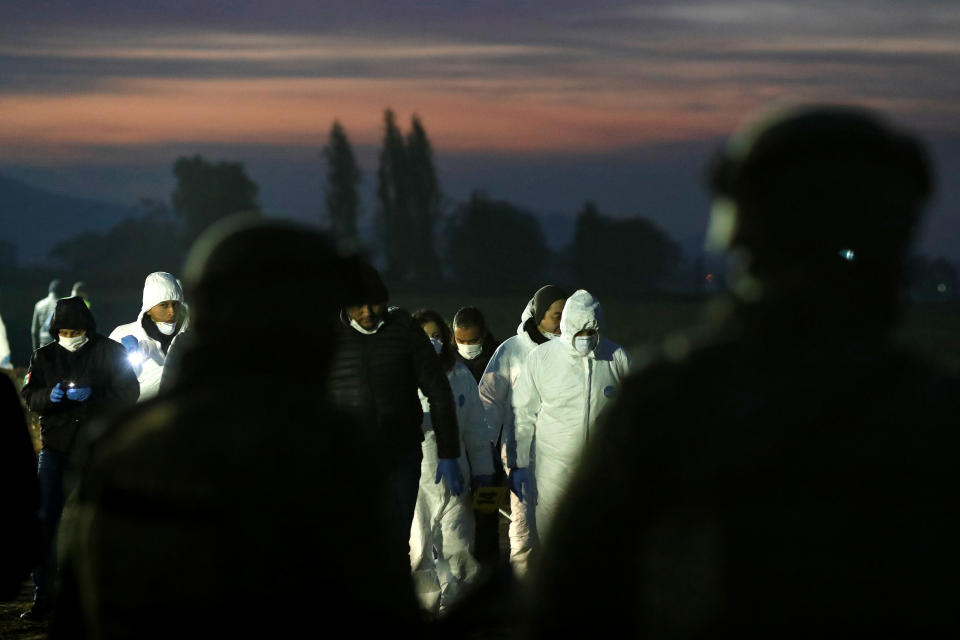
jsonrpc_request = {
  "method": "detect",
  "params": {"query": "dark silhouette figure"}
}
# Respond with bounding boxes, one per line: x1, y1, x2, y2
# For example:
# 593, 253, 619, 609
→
528, 105, 960, 636
51, 218, 424, 638
0, 374, 39, 601
20, 297, 140, 620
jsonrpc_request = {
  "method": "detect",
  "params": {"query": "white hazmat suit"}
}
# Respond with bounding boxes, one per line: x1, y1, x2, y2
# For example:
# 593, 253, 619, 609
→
478, 298, 540, 576
512, 289, 631, 539
0, 311, 12, 369
109, 272, 188, 401
410, 360, 495, 615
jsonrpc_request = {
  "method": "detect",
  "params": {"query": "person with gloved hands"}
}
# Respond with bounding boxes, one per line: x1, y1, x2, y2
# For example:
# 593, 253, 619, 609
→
19, 296, 139, 621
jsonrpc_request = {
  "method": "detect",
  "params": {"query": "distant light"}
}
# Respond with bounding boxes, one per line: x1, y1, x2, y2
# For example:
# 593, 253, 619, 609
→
839, 248, 856, 262
705, 273, 713, 282
937, 283, 947, 293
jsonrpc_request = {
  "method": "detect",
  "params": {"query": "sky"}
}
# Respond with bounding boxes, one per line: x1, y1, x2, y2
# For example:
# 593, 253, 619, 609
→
3, 0, 960, 258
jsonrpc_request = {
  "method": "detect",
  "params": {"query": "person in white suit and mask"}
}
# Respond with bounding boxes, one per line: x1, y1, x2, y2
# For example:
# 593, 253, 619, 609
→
109, 272, 189, 401
510, 289, 630, 540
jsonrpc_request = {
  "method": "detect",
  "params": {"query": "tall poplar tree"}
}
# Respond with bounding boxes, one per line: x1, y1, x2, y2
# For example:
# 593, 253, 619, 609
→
323, 121, 361, 247
406, 115, 442, 284
376, 109, 413, 279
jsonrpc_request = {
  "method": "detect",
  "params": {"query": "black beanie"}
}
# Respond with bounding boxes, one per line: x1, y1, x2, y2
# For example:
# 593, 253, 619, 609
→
342, 257, 389, 306
49, 296, 96, 338
532, 285, 568, 326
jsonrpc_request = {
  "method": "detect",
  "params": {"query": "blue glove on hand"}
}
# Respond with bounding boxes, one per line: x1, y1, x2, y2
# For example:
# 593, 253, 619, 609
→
435, 458, 465, 496
121, 335, 139, 352
66, 385, 92, 402
509, 467, 534, 503
49, 383, 65, 403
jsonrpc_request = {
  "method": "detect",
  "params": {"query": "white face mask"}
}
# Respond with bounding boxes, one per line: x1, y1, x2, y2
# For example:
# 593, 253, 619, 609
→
457, 342, 483, 360
573, 334, 599, 356
59, 334, 89, 352
350, 318, 384, 335
430, 337, 444, 354
156, 321, 177, 336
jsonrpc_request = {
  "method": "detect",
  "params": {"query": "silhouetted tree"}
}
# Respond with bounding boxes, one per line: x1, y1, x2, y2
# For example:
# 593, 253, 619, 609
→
172, 155, 260, 244
406, 115, 443, 285
445, 191, 550, 293
323, 121, 361, 249
571, 202, 680, 294
376, 110, 414, 280
49, 199, 185, 287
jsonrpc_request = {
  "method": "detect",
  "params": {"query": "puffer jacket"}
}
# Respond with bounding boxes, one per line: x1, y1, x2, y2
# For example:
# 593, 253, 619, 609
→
328, 308, 461, 460
21, 335, 140, 454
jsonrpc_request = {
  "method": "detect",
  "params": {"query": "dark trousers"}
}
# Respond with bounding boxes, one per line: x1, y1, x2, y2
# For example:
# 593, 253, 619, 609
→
35, 448, 69, 604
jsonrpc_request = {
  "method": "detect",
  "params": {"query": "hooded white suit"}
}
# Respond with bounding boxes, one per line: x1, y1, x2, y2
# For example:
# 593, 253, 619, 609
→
109, 272, 188, 401
410, 360, 495, 615
512, 289, 630, 538
478, 297, 541, 575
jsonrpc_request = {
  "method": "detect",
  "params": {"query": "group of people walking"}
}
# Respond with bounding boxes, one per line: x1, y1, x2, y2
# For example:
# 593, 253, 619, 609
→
2, 104, 959, 636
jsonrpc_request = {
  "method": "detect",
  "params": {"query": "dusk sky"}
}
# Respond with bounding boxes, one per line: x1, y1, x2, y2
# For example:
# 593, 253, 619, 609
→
3, 1, 959, 258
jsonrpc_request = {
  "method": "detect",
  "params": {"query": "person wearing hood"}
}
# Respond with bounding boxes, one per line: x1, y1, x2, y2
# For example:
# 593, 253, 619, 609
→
109, 271, 189, 401
0, 308, 11, 370
19, 296, 139, 621
478, 285, 567, 577
510, 289, 630, 540
452, 307, 501, 383
409, 309, 495, 616
32, 279, 62, 351
327, 257, 463, 556
52, 217, 425, 638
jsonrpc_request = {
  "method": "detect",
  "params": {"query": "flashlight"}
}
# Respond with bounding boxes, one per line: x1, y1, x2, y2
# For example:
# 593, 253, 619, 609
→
127, 352, 144, 366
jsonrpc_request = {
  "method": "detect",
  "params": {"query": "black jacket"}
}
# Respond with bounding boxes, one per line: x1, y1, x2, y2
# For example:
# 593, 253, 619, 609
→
328, 309, 461, 460
21, 335, 140, 454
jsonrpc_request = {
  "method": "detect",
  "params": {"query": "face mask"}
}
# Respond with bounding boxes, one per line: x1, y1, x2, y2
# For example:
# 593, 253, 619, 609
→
156, 321, 177, 336
573, 334, 599, 356
457, 342, 483, 360
350, 318, 384, 335
430, 338, 444, 354
59, 335, 89, 352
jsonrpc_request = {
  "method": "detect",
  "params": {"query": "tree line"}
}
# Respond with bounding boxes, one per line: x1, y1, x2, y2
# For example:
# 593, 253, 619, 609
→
41, 109, 686, 295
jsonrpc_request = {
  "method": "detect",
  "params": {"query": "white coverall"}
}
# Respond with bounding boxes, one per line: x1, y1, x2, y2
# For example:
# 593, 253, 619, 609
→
410, 360, 495, 615
0, 311, 12, 369
512, 289, 631, 540
108, 272, 188, 401
478, 298, 540, 576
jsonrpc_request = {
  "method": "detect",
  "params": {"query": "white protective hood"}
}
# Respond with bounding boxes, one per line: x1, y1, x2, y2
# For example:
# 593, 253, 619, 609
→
140, 272, 183, 316
516, 297, 535, 335
559, 289, 601, 355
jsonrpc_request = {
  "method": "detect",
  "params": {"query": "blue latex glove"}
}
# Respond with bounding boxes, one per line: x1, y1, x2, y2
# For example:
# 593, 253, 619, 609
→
435, 458, 465, 496
66, 385, 92, 402
509, 467, 534, 503
473, 474, 494, 487
49, 383, 65, 403
120, 335, 139, 352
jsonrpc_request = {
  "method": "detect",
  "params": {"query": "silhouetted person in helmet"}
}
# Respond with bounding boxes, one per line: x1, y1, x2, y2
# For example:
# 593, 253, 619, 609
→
52, 217, 423, 638
527, 105, 960, 637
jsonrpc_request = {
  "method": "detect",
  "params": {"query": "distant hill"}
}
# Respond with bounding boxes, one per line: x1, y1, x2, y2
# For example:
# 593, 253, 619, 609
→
0, 174, 137, 266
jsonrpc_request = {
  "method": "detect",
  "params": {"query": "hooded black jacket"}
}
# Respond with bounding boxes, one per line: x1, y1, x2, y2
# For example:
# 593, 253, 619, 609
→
328, 308, 461, 460
21, 335, 140, 454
